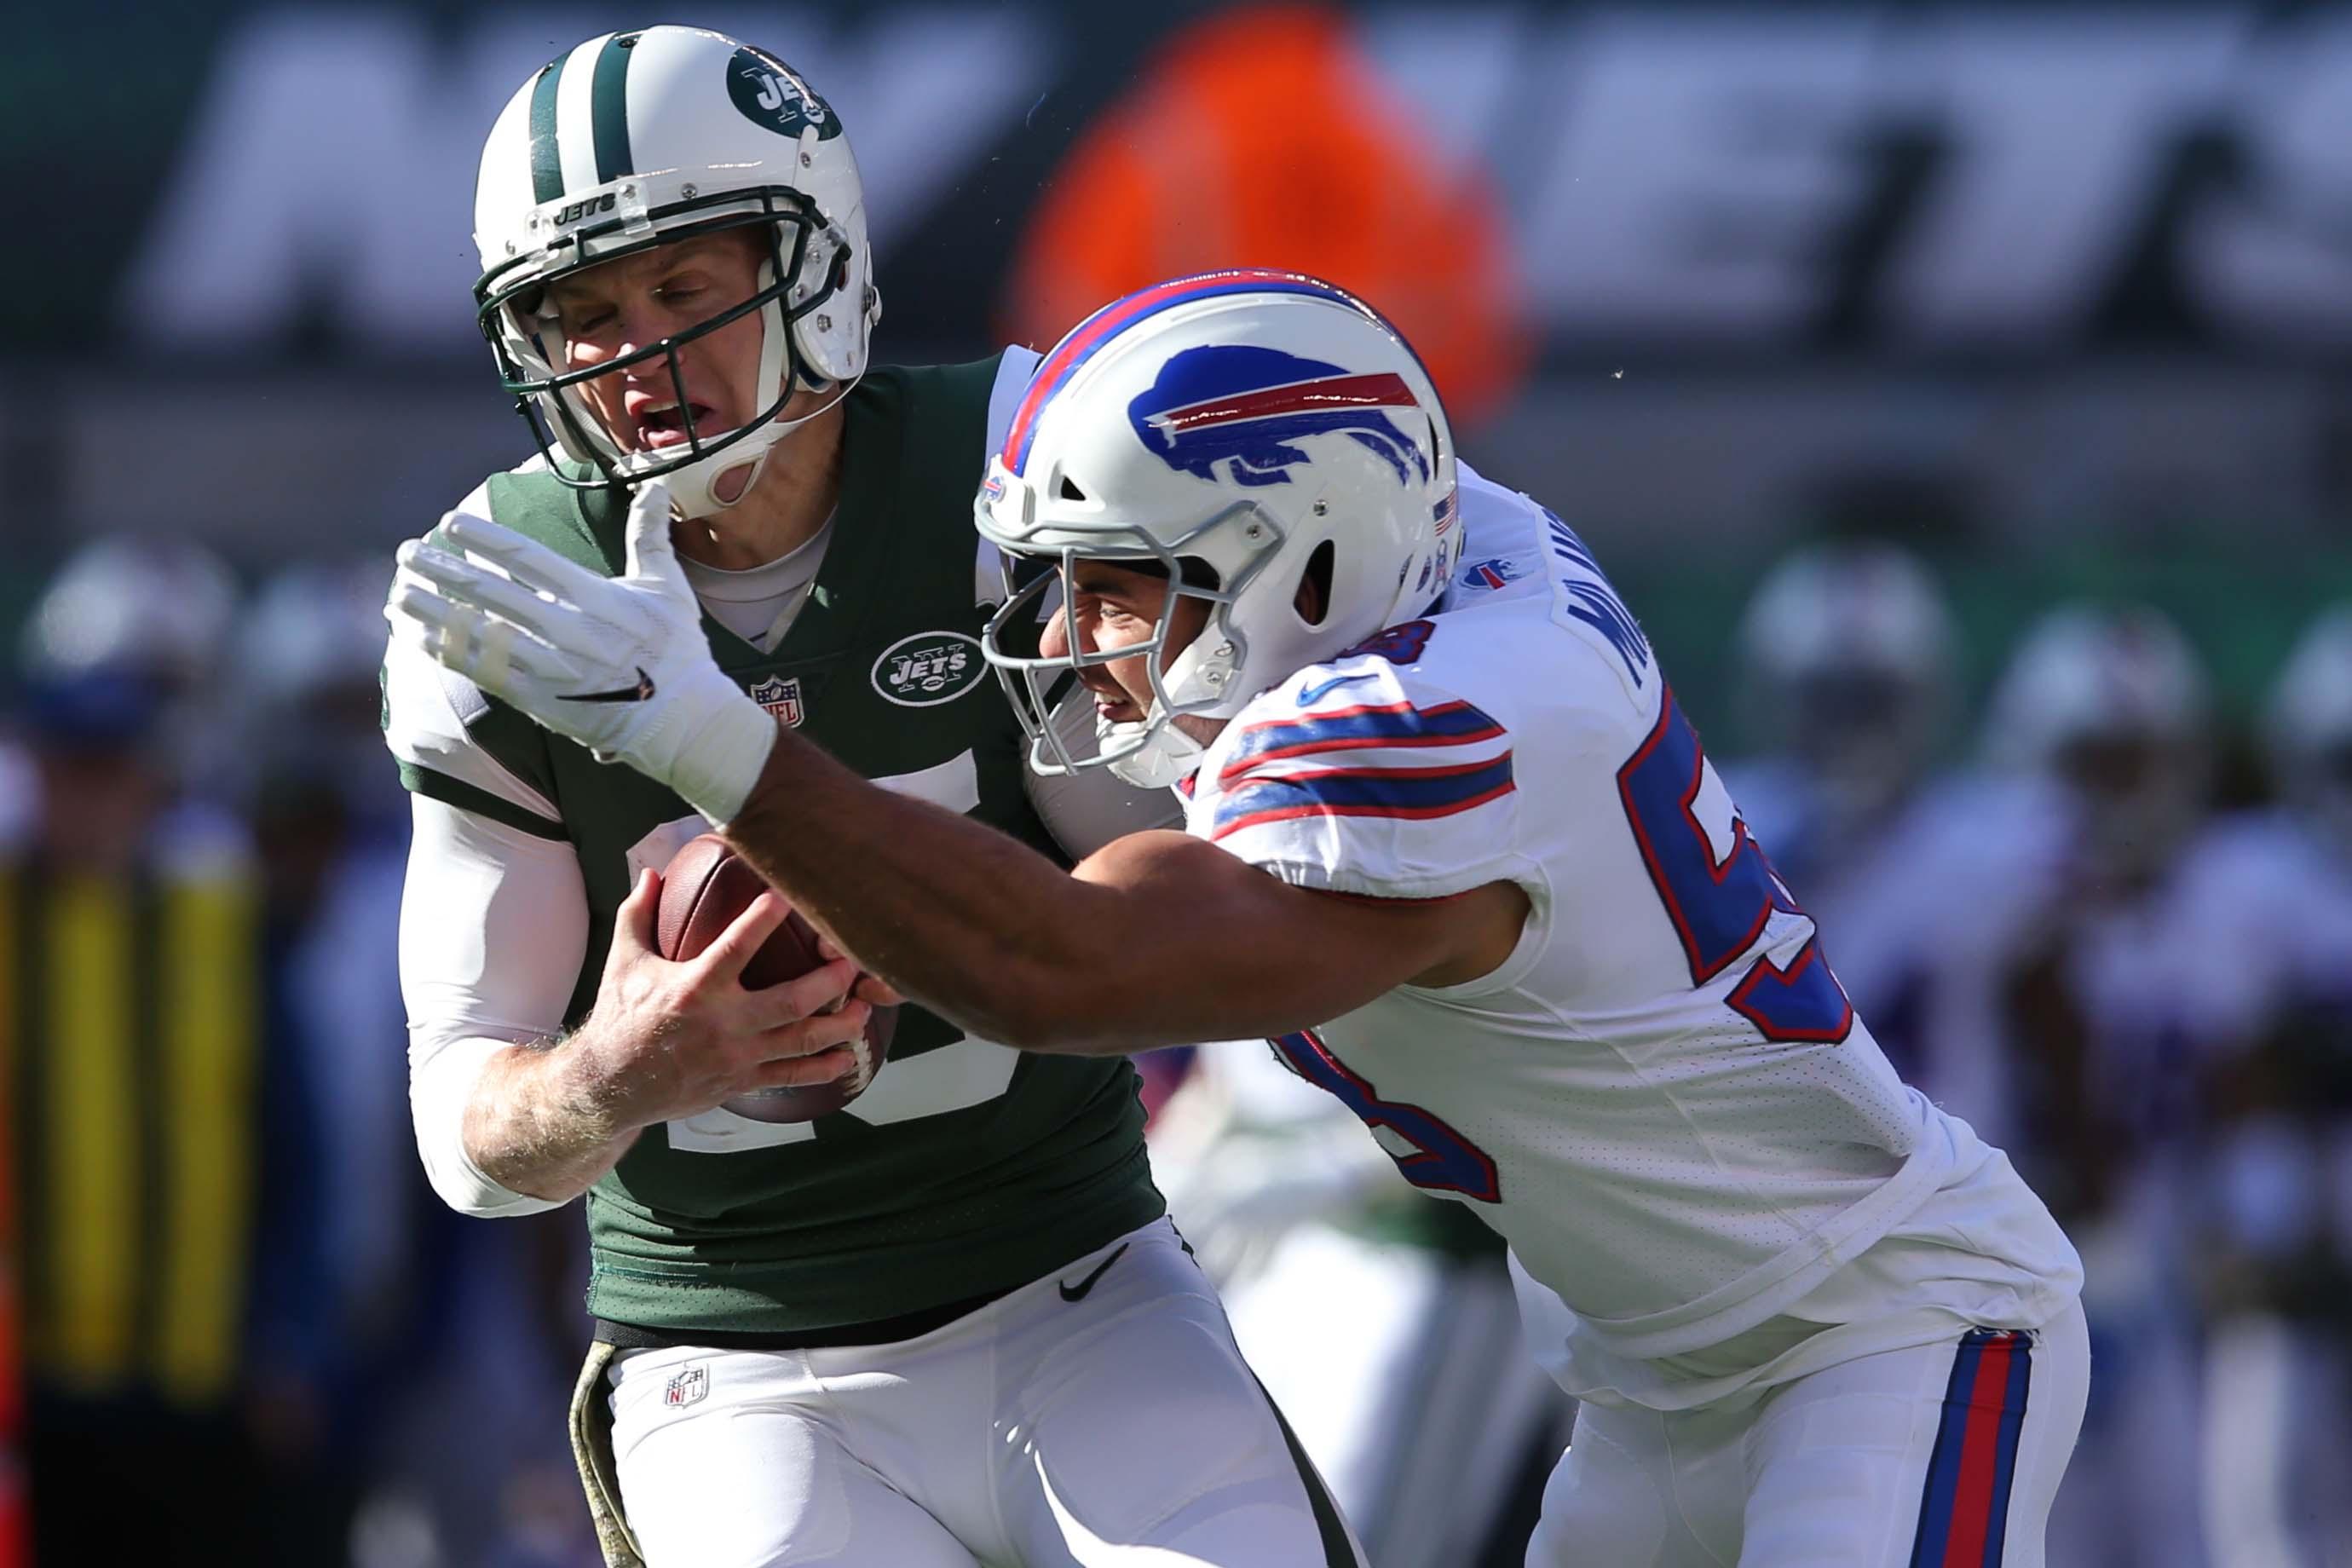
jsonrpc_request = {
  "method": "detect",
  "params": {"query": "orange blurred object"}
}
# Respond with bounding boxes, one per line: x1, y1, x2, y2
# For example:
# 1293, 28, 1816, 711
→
1003, 3, 1531, 429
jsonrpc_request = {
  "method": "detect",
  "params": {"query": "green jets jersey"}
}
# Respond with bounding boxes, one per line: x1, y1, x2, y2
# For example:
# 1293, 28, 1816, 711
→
389, 356, 1163, 1335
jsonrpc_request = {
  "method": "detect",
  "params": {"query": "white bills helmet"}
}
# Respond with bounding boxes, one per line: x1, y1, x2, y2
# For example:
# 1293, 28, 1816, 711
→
472, 26, 879, 518
20, 537, 239, 777
2263, 606, 2352, 856
977, 270, 1461, 789
1985, 604, 2211, 878
24, 537, 238, 693
1736, 542, 1957, 821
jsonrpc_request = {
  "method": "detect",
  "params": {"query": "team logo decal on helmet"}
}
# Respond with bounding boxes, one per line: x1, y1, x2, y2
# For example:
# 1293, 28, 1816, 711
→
1127, 346, 1430, 489
726, 47, 841, 140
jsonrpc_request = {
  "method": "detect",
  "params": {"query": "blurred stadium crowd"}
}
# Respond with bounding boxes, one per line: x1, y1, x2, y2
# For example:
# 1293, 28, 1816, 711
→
3, 527, 2349, 1565
9, 1, 2352, 1564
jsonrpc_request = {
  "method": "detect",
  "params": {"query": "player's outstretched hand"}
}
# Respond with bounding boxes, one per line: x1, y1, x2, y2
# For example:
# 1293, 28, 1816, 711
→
562, 869, 870, 1133
384, 481, 780, 822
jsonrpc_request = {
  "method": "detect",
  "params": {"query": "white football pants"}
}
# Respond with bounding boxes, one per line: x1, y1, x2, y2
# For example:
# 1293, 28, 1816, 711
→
1526, 1300, 2090, 1568
1222, 1225, 1571, 1564
606, 1219, 1363, 1567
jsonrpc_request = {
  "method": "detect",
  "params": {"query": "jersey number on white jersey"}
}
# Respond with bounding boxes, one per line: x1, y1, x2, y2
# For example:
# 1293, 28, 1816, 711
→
1271, 1029, 1502, 1202
1619, 691, 1854, 1042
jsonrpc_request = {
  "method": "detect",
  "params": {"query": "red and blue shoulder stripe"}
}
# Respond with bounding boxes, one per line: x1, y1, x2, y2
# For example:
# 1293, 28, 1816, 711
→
1208, 752, 1516, 841
1219, 699, 1506, 784
1208, 695, 1514, 841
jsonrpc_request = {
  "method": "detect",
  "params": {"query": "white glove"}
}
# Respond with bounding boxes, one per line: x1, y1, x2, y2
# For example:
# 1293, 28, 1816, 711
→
384, 481, 778, 823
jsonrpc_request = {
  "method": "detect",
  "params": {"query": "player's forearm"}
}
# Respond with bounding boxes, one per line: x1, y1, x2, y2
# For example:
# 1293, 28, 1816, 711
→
460, 1033, 643, 1204
723, 729, 1153, 1052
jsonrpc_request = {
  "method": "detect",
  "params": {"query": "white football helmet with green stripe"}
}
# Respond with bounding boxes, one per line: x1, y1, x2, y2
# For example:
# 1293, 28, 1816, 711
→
472, 26, 879, 518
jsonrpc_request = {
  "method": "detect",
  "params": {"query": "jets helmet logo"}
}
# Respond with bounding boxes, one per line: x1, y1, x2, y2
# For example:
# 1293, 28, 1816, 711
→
726, 47, 842, 140
1127, 345, 1429, 490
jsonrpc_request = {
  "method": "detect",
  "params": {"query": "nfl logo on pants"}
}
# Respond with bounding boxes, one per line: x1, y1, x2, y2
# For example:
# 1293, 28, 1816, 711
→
664, 1364, 708, 1409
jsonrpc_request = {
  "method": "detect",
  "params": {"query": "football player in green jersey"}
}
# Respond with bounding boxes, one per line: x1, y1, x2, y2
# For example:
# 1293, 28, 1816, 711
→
381, 26, 1362, 1568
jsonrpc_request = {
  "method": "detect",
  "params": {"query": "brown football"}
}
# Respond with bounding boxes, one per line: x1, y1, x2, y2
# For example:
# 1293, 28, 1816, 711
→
654, 833, 895, 1122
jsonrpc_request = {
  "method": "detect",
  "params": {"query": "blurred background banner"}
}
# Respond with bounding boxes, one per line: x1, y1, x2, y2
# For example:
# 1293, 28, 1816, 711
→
32, 1, 2352, 363
7, 1, 2352, 579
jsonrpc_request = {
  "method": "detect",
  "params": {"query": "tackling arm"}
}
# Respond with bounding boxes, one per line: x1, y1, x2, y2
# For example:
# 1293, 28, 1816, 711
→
385, 492, 1525, 1052
722, 731, 1527, 1053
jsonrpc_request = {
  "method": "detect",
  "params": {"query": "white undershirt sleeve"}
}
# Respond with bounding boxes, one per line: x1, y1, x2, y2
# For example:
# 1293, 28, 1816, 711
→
401, 791, 591, 1216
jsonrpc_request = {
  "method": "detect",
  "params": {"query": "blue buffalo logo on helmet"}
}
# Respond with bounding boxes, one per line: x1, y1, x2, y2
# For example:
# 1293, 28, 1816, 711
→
1126, 346, 1429, 490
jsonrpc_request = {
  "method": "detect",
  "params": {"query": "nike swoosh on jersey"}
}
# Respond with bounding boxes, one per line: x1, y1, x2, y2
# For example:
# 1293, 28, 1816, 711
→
1295, 672, 1378, 706
1058, 1242, 1131, 1303
563, 666, 657, 704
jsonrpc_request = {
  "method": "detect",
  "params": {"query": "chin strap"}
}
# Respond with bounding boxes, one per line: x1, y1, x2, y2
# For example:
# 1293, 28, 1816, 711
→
1104, 713, 1207, 790
659, 375, 858, 518
663, 447, 769, 520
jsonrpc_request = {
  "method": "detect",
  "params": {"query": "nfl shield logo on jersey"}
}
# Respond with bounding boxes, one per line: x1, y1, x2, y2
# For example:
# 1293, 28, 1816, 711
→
664, 1363, 708, 1409
748, 675, 804, 727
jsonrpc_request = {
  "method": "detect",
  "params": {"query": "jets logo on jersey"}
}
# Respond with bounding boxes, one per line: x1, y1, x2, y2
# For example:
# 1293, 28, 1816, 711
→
872, 631, 985, 706
1127, 345, 1428, 489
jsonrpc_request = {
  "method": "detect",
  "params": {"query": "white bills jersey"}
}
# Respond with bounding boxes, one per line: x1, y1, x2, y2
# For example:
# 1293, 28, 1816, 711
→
1179, 474, 2081, 1409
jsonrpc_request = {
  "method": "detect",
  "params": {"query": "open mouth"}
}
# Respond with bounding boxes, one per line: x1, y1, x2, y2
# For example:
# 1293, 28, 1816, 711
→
636, 399, 722, 451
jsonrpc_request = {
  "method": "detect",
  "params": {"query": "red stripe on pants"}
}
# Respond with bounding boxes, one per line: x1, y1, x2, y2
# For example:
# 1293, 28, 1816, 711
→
1940, 1334, 2017, 1566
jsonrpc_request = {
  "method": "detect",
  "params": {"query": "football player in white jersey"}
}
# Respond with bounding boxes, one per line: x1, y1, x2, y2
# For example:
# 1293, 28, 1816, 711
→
2168, 610, 2352, 1568
1720, 546, 2015, 1133
1726, 542, 1959, 898
389, 270, 2089, 1568
1933, 606, 2218, 1568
